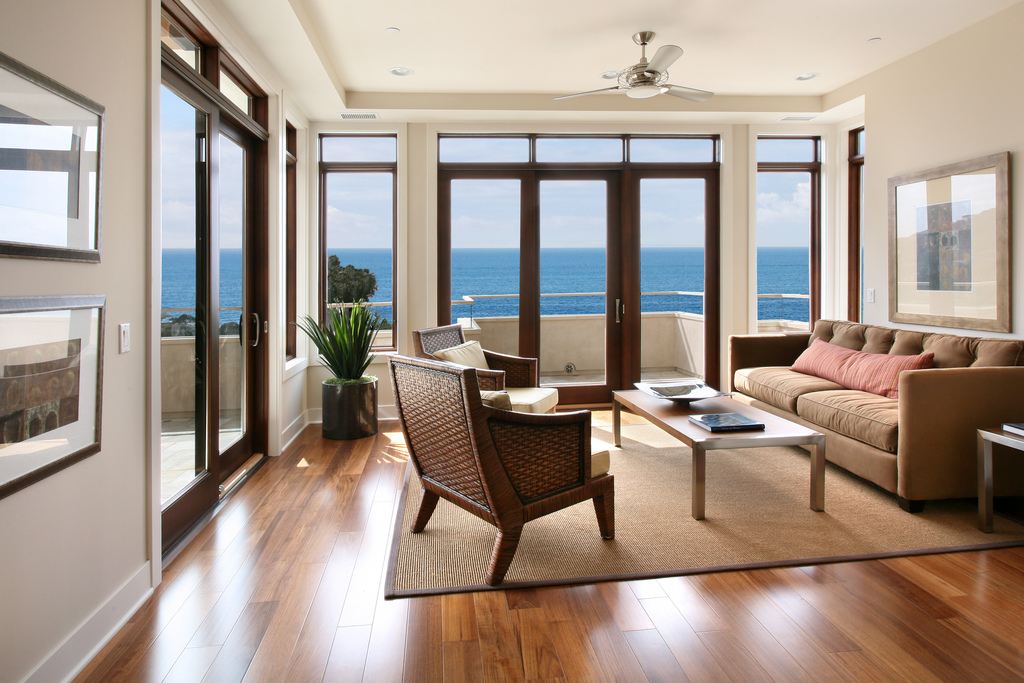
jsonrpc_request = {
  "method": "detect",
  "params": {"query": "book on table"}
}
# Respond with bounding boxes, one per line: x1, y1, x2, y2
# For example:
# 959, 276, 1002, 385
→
1003, 422, 1024, 438
689, 412, 766, 433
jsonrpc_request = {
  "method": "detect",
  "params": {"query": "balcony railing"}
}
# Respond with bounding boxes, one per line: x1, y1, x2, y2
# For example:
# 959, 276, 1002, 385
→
451, 291, 810, 325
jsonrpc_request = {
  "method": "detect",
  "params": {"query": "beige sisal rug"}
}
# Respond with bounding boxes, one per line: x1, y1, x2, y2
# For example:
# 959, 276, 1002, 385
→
385, 424, 1024, 598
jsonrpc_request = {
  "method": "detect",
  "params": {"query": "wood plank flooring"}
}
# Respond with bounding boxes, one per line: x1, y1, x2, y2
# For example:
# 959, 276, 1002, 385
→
75, 412, 1024, 682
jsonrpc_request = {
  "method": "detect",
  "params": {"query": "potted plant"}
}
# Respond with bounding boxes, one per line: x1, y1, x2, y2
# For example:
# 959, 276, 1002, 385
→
296, 301, 385, 440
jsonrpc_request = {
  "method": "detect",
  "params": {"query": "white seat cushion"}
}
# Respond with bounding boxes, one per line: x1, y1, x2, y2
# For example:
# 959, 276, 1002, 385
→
590, 438, 613, 478
432, 340, 490, 369
506, 386, 559, 414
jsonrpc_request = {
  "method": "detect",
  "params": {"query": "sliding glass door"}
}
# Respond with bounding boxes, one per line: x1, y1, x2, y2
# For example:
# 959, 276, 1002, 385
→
160, 71, 266, 554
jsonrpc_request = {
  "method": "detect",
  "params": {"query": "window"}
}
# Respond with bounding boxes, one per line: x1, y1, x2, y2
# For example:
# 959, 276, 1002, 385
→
285, 122, 297, 359
319, 134, 397, 349
848, 127, 865, 321
756, 136, 821, 330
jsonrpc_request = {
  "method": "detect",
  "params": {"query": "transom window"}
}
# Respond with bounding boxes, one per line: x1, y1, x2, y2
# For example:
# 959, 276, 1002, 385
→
438, 134, 718, 165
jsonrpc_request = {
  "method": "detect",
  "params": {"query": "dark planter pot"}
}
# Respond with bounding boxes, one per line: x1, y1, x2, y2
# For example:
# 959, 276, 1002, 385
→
322, 378, 378, 440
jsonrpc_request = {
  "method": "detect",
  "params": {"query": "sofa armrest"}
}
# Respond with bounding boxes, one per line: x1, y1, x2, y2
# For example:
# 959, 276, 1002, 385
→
728, 332, 812, 391
898, 366, 1024, 501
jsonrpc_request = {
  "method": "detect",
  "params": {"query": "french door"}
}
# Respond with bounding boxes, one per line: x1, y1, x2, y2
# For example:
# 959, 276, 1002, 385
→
440, 165, 719, 404
160, 68, 267, 554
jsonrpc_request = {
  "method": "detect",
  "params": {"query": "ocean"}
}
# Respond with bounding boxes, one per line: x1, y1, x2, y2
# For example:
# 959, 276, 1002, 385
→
161, 247, 810, 326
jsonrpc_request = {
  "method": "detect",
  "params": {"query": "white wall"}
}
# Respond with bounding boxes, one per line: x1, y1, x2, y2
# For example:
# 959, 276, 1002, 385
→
828, 1, 1024, 337
0, 1, 154, 681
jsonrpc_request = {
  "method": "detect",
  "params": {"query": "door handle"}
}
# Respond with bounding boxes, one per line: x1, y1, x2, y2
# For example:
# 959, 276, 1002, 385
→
250, 312, 260, 347
615, 298, 621, 324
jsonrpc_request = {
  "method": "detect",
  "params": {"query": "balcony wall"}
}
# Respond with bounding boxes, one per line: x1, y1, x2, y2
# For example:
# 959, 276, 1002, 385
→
161, 336, 244, 418
462, 311, 707, 379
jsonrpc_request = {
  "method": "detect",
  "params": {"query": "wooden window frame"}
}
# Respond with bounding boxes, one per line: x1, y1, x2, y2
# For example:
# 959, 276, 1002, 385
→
847, 127, 865, 322
756, 136, 823, 325
318, 134, 399, 351
437, 134, 722, 394
285, 122, 297, 359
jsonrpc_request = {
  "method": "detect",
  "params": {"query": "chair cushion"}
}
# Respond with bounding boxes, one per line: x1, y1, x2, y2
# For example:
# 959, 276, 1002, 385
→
506, 386, 559, 414
479, 390, 513, 410
791, 338, 933, 398
734, 366, 844, 413
591, 438, 613, 478
432, 340, 490, 369
796, 390, 900, 453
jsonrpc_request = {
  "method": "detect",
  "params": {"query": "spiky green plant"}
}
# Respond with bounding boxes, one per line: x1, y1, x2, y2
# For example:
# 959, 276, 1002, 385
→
296, 301, 385, 383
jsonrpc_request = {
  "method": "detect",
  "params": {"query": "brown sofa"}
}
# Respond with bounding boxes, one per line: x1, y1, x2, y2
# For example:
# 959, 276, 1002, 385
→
729, 319, 1024, 510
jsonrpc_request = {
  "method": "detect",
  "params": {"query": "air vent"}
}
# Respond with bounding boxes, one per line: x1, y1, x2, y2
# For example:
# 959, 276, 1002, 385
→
339, 112, 380, 120
780, 115, 815, 121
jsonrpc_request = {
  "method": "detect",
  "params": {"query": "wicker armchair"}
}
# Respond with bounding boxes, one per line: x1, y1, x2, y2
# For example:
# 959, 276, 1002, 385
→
389, 354, 615, 585
412, 323, 557, 413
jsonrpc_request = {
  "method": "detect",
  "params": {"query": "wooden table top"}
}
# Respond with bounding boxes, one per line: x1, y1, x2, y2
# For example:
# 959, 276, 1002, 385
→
613, 389, 823, 451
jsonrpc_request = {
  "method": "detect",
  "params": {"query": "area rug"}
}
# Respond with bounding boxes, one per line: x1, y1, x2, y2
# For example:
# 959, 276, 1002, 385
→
384, 424, 1024, 598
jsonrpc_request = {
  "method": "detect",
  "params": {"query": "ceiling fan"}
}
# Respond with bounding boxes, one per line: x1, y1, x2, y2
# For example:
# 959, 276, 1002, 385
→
554, 31, 713, 102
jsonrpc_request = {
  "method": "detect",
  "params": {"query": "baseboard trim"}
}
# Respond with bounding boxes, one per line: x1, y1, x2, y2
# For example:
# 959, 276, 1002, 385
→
25, 562, 153, 683
281, 411, 308, 452
301, 409, 397, 430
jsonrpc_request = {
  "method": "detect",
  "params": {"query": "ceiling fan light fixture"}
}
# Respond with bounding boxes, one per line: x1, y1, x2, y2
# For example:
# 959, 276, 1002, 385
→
626, 84, 666, 99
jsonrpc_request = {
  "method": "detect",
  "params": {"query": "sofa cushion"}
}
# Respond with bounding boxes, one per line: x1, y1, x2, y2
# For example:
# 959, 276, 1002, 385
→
796, 390, 900, 453
734, 366, 844, 413
432, 340, 490, 369
810, 319, 1024, 368
791, 338, 933, 398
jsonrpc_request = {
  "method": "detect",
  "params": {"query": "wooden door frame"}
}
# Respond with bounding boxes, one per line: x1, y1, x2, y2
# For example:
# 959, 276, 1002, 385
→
623, 167, 721, 389
159, 68, 268, 556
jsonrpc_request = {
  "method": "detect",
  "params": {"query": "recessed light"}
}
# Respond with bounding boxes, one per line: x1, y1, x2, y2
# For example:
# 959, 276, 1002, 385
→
389, 66, 414, 77
795, 72, 819, 81
600, 71, 620, 80
867, 37, 882, 43
385, 27, 400, 34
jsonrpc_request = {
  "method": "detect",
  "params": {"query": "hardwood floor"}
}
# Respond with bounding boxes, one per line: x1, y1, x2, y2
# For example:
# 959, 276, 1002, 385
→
76, 412, 1024, 682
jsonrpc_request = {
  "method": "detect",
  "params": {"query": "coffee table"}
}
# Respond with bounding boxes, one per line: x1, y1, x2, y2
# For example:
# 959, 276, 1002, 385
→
612, 390, 826, 520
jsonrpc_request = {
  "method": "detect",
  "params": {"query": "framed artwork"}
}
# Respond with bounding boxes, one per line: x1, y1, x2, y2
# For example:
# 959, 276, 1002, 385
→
0, 50, 104, 262
0, 295, 104, 500
888, 152, 1010, 332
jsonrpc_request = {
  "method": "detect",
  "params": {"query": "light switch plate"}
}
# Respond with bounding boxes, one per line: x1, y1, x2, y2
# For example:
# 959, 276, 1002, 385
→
119, 323, 130, 353
866, 288, 875, 303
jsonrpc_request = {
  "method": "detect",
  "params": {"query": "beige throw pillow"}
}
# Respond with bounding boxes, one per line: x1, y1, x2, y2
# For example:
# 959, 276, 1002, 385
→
479, 390, 513, 410
433, 340, 490, 369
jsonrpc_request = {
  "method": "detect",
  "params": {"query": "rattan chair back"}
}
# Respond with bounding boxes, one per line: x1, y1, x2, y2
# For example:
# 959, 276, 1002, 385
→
411, 323, 465, 358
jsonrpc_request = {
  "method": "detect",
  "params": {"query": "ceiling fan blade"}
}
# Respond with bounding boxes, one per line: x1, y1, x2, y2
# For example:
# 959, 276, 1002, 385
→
664, 84, 714, 102
647, 45, 683, 73
553, 86, 621, 100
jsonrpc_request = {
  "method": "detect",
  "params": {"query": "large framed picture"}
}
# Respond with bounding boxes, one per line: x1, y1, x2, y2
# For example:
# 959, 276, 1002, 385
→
888, 152, 1010, 332
0, 295, 104, 500
0, 50, 104, 262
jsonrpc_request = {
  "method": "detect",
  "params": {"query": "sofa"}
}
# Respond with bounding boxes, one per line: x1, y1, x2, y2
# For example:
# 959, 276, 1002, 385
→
729, 319, 1024, 510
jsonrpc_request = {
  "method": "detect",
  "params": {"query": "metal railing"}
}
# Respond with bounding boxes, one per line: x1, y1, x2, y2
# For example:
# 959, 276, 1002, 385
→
451, 291, 810, 324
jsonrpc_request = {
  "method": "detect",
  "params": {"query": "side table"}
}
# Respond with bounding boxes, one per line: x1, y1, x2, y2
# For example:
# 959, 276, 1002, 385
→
977, 427, 1024, 532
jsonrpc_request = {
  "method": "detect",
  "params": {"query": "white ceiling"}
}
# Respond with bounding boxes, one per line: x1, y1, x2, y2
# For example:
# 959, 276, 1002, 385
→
207, 0, 1021, 122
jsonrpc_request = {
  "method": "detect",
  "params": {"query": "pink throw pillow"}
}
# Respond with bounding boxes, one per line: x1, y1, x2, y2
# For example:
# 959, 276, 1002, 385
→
791, 338, 933, 398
